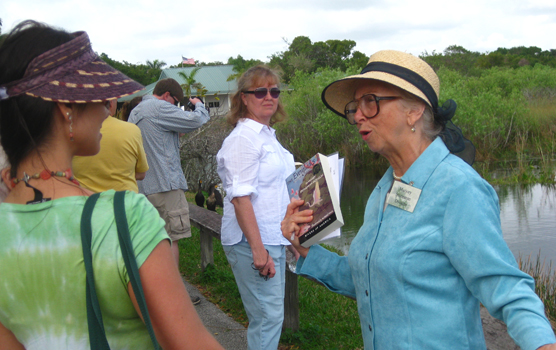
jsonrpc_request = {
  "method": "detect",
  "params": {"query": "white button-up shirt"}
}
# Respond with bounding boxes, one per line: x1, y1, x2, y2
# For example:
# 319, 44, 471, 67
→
217, 118, 295, 246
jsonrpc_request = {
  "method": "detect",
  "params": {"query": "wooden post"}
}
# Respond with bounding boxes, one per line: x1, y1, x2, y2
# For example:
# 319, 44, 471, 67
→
200, 227, 214, 272
283, 269, 300, 331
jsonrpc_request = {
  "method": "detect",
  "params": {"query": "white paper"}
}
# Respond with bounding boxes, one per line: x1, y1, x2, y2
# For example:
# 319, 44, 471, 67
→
318, 152, 344, 243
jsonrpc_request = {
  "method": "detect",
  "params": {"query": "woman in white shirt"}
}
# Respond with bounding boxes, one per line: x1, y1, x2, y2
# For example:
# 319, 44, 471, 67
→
216, 65, 295, 350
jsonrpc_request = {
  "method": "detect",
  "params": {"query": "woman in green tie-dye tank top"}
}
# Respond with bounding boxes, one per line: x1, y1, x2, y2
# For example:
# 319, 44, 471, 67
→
0, 20, 223, 350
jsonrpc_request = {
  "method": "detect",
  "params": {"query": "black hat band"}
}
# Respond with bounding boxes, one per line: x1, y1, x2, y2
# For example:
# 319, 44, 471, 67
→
360, 61, 438, 109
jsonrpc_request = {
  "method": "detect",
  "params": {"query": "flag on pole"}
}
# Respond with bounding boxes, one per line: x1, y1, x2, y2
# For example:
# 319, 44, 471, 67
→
182, 56, 195, 65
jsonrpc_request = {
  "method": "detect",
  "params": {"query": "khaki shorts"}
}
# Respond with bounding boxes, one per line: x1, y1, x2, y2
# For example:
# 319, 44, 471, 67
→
147, 190, 191, 241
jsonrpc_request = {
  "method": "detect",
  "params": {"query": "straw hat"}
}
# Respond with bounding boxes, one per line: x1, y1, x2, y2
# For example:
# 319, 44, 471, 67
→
0, 32, 143, 103
321, 50, 439, 118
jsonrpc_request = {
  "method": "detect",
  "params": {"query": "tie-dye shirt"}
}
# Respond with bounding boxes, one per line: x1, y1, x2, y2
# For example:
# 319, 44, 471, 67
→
0, 190, 169, 350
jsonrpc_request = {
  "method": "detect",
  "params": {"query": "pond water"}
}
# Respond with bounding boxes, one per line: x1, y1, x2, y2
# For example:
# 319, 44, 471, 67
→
325, 166, 556, 267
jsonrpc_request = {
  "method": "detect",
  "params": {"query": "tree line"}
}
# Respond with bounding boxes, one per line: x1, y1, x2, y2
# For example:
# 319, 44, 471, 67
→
96, 37, 556, 88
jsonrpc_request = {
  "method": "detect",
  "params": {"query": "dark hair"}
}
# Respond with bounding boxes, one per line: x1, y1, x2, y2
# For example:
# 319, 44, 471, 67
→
120, 96, 143, 122
0, 20, 75, 177
153, 78, 184, 101
226, 65, 287, 127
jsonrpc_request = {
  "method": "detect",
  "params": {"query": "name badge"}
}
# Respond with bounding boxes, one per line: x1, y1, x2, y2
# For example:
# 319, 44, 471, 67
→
386, 181, 421, 213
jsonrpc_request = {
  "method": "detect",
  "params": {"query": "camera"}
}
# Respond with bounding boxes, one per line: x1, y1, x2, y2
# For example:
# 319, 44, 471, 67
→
187, 96, 204, 111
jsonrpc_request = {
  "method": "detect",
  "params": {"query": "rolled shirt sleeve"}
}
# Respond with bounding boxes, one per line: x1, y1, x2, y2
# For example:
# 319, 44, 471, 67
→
217, 118, 295, 246
217, 134, 260, 201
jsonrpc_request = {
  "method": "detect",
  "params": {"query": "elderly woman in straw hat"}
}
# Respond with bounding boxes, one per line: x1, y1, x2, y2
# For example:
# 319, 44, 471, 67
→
282, 50, 556, 350
0, 21, 223, 350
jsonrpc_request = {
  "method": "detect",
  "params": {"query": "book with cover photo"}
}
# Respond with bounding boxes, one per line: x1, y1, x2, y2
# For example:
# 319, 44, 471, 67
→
285, 152, 344, 248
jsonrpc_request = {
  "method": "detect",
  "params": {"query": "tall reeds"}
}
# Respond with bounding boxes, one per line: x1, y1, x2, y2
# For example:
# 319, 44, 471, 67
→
518, 252, 556, 323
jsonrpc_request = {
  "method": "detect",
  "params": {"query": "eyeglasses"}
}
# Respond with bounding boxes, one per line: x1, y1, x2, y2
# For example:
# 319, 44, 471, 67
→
170, 94, 180, 106
344, 94, 399, 125
243, 87, 280, 99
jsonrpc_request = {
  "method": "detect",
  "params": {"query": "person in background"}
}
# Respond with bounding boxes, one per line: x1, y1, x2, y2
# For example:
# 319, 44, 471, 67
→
0, 20, 223, 350
282, 50, 556, 350
128, 78, 209, 305
120, 95, 143, 122
216, 65, 295, 350
72, 99, 149, 193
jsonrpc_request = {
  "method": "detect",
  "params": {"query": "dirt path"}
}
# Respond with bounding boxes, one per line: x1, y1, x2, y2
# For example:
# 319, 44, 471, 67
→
482, 306, 520, 350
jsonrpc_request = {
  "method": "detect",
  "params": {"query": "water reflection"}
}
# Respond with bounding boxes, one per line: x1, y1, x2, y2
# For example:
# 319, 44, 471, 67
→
496, 184, 556, 265
325, 169, 556, 266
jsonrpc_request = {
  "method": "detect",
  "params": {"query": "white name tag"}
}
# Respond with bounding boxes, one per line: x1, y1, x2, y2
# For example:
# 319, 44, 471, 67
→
387, 181, 421, 213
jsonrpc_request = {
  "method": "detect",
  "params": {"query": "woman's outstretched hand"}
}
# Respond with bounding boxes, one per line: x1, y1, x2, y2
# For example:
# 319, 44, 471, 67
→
281, 198, 313, 258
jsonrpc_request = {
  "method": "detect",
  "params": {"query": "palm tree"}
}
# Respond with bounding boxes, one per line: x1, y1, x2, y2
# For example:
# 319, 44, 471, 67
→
146, 59, 167, 82
146, 59, 167, 71
178, 67, 203, 98
195, 86, 208, 98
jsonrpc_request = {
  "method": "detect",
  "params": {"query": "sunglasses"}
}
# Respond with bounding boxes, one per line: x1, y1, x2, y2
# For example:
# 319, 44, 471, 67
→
170, 94, 180, 106
243, 87, 280, 99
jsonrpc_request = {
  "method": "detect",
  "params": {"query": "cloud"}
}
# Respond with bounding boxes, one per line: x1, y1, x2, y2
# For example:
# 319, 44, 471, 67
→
1, 0, 554, 66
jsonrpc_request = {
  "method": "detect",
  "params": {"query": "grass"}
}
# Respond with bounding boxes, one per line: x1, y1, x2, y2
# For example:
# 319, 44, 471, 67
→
180, 192, 363, 350
518, 252, 556, 326
475, 159, 556, 185
473, 95, 556, 185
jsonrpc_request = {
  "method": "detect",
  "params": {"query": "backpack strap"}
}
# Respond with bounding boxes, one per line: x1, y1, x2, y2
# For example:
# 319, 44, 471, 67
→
80, 193, 110, 350
81, 191, 160, 349
113, 191, 160, 349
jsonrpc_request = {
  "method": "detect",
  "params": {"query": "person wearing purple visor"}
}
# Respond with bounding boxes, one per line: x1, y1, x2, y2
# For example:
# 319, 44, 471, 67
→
0, 20, 223, 350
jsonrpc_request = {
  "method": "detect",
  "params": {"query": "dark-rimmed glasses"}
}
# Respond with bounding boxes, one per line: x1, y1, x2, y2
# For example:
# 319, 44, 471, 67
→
344, 94, 399, 125
170, 94, 180, 106
243, 87, 280, 99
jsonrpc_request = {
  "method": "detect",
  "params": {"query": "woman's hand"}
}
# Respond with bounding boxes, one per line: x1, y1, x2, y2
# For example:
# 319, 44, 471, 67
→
537, 343, 556, 350
231, 196, 276, 279
252, 246, 276, 279
281, 198, 313, 258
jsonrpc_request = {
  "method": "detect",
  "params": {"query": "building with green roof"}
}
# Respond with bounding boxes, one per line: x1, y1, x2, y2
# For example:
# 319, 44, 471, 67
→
120, 65, 237, 117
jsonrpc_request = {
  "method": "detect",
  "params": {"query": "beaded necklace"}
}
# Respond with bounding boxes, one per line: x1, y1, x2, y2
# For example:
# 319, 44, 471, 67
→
11, 168, 79, 187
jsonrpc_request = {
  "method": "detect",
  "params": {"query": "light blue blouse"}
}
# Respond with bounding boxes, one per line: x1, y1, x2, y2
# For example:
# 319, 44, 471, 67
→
297, 137, 555, 350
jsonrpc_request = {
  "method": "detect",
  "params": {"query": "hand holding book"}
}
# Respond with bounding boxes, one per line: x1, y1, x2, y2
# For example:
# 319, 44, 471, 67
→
281, 198, 313, 258
284, 153, 344, 248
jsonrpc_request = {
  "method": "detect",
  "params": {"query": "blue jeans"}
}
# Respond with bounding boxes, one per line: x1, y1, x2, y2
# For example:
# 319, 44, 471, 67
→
223, 238, 286, 350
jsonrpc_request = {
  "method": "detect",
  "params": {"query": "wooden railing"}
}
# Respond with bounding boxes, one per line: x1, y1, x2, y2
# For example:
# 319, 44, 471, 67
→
187, 203, 300, 330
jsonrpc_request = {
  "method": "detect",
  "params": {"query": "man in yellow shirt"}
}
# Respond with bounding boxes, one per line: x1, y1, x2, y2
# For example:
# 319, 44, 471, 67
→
73, 100, 149, 193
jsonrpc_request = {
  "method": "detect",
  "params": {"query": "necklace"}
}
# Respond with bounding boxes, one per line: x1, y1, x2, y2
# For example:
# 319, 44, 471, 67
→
392, 171, 403, 181
11, 168, 79, 187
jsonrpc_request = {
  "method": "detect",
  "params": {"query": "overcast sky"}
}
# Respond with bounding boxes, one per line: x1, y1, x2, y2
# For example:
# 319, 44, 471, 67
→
2, 0, 555, 67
